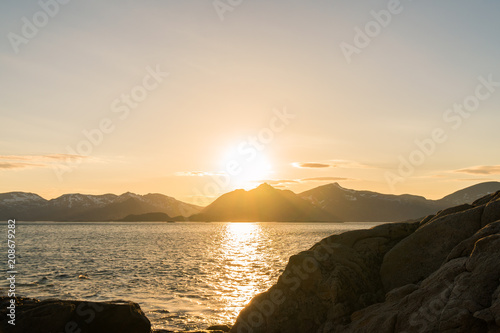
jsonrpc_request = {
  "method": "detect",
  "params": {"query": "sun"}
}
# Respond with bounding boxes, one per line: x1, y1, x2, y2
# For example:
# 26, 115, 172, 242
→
234, 154, 273, 190
220, 149, 274, 190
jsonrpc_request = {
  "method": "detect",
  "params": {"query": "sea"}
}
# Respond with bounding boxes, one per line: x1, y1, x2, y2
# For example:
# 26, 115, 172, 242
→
0, 221, 384, 331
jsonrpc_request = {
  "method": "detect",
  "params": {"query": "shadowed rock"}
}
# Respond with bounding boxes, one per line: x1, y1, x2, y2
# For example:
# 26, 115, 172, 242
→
0, 297, 151, 333
230, 222, 418, 332
230, 191, 500, 333
380, 205, 484, 292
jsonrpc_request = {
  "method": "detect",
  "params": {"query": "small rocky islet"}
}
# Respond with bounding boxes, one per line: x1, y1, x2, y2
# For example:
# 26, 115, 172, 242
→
2, 191, 500, 332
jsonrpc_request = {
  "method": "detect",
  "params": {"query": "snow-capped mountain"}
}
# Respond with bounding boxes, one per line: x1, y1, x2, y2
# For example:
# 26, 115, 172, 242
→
0, 192, 46, 206
0, 192, 202, 221
46, 193, 117, 209
438, 181, 500, 206
299, 182, 500, 222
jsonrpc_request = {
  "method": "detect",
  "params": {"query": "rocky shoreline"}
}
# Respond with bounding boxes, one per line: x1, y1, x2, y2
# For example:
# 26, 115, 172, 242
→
232, 191, 500, 332
2, 191, 499, 332
0, 296, 231, 333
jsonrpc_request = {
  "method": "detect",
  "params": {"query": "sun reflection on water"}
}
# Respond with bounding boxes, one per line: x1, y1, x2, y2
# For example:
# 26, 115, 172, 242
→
216, 223, 264, 321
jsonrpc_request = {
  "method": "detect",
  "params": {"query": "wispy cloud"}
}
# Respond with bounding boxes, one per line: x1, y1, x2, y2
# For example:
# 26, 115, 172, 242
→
292, 159, 373, 169
0, 162, 44, 169
175, 171, 223, 177
414, 174, 449, 179
254, 177, 354, 186
302, 177, 353, 182
455, 165, 500, 175
292, 162, 331, 168
330, 159, 374, 169
254, 179, 300, 186
0, 154, 87, 161
0, 154, 89, 170
456, 178, 496, 182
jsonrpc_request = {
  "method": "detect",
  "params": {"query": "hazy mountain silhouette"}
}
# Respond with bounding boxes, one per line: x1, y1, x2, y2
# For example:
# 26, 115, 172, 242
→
0, 192, 202, 221
437, 181, 500, 206
2, 182, 499, 222
190, 183, 335, 222
299, 181, 500, 222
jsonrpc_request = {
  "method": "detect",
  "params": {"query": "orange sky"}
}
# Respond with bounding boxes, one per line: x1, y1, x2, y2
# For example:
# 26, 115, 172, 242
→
1, 1, 500, 205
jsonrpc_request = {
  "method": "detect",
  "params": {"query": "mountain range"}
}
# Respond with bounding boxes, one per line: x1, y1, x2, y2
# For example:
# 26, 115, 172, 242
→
0, 192, 202, 222
298, 181, 500, 222
192, 181, 500, 222
1, 181, 500, 222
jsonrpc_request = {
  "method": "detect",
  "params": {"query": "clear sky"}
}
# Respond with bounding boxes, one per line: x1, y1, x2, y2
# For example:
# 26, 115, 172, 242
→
1, 0, 500, 205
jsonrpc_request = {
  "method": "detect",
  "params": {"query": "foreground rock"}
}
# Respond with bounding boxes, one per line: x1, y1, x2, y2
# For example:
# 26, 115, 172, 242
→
153, 324, 231, 333
231, 191, 500, 332
0, 297, 151, 333
0, 296, 232, 333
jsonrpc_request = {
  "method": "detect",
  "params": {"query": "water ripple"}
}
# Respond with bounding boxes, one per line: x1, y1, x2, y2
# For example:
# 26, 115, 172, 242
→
0, 221, 382, 331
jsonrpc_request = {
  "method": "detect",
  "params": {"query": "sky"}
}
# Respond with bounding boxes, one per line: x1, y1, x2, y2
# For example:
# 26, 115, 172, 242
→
1, 0, 500, 206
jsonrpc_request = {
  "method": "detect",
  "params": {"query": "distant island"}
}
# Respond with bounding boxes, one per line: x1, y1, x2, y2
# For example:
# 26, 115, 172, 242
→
1, 181, 500, 223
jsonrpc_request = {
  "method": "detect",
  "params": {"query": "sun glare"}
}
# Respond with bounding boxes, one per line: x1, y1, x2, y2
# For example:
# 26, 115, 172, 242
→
220, 148, 273, 190
219, 223, 263, 318
227, 222, 258, 237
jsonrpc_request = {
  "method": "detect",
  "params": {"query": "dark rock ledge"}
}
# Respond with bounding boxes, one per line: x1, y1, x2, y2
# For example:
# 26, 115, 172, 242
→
0, 297, 151, 333
231, 191, 500, 332
0, 297, 230, 333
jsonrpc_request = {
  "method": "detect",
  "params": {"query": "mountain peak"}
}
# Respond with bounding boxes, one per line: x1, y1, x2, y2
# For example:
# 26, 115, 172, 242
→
255, 183, 275, 191
192, 182, 333, 222
326, 182, 346, 190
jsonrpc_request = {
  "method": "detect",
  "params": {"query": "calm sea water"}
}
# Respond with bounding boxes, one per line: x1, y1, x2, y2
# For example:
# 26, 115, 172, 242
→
0, 222, 383, 331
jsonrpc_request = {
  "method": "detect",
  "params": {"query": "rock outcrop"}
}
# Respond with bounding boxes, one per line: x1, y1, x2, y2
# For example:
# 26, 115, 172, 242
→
0, 297, 151, 333
231, 191, 500, 332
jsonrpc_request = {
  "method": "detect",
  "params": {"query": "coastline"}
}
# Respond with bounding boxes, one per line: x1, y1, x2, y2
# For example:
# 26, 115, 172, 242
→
2, 192, 499, 332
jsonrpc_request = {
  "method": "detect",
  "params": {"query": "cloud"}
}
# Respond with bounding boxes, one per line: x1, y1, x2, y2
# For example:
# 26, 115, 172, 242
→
301, 177, 353, 182
0, 154, 86, 161
456, 178, 496, 182
175, 171, 223, 177
0, 162, 45, 169
0, 154, 89, 170
455, 165, 500, 175
414, 174, 449, 179
292, 160, 373, 169
254, 179, 299, 185
330, 159, 374, 169
292, 162, 331, 168
254, 177, 354, 186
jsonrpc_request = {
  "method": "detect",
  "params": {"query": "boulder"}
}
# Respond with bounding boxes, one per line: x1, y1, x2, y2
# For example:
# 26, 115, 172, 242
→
446, 221, 500, 261
380, 205, 484, 292
0, 297, 151, 333
338, 230, 500, 332
482, 198, 500, 227
207, 324, 232, 332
